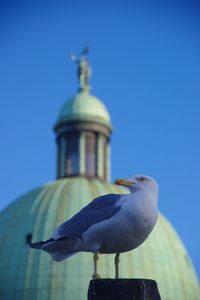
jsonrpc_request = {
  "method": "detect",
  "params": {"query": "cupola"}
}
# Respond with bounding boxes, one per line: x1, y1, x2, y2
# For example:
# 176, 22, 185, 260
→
54, 49, 112, 181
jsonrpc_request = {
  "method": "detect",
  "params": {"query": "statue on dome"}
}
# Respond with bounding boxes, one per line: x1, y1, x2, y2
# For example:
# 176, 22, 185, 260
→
70, 47, 92, 92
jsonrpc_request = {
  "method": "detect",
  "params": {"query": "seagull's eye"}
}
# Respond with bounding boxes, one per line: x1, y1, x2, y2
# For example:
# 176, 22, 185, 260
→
140, 177, 145, 181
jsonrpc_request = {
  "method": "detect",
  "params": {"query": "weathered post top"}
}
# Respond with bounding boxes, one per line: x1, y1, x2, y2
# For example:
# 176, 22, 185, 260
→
88, 279, 161, 300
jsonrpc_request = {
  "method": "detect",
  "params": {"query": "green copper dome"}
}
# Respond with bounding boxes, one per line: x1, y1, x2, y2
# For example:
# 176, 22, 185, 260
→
0, 177, 199, 300
56, 91, 112, 130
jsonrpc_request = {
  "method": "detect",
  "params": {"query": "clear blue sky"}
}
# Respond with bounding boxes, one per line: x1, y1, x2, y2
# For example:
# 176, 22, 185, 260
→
0, 0, 200, 277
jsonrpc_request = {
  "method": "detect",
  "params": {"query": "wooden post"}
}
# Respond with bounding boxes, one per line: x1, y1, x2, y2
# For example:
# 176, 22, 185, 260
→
88, 279, 161, 300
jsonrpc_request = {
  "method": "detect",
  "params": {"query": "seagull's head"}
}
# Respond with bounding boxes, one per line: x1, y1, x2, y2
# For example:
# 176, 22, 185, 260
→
114, 174, 158, 198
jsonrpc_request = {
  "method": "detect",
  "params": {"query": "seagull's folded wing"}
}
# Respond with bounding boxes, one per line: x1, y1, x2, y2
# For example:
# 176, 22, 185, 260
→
52, 193, 122, 239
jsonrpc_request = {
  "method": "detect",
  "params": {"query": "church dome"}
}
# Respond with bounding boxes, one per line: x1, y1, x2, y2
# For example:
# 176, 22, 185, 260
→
0, 177, 199, 300
56, 91, 112, 130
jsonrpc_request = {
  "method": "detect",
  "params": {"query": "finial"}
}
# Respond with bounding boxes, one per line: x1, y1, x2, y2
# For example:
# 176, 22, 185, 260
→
70, 47, 92, 93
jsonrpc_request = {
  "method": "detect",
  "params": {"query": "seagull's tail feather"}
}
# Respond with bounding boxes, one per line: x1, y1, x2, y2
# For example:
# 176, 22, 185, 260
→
26, 234, 78, 262
26, 233, 55, 250
28, 241, 45, 249
41, 237, 78, 262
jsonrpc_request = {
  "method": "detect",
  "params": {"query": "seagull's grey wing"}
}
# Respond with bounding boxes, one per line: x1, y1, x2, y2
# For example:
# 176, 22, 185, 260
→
52, 193, 122, 239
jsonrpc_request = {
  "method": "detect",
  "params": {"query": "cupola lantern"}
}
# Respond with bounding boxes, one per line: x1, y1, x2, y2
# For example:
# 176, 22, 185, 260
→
54, 49, 112, 181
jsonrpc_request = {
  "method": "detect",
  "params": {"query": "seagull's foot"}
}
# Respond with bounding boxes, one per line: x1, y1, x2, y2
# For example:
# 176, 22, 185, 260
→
92, 272, 101, 279
92, 252, 100, 280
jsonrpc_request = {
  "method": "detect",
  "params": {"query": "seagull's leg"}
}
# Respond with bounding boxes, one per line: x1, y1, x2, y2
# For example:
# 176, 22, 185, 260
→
115, 253, 120, 279
92, 252, 101, 279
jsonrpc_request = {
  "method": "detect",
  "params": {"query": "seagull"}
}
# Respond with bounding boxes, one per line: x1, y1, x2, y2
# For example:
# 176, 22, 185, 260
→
27, 174, 158, 279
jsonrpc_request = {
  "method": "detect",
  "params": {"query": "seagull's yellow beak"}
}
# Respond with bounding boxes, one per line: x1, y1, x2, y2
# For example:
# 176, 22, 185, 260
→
114, 179, 133, 186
